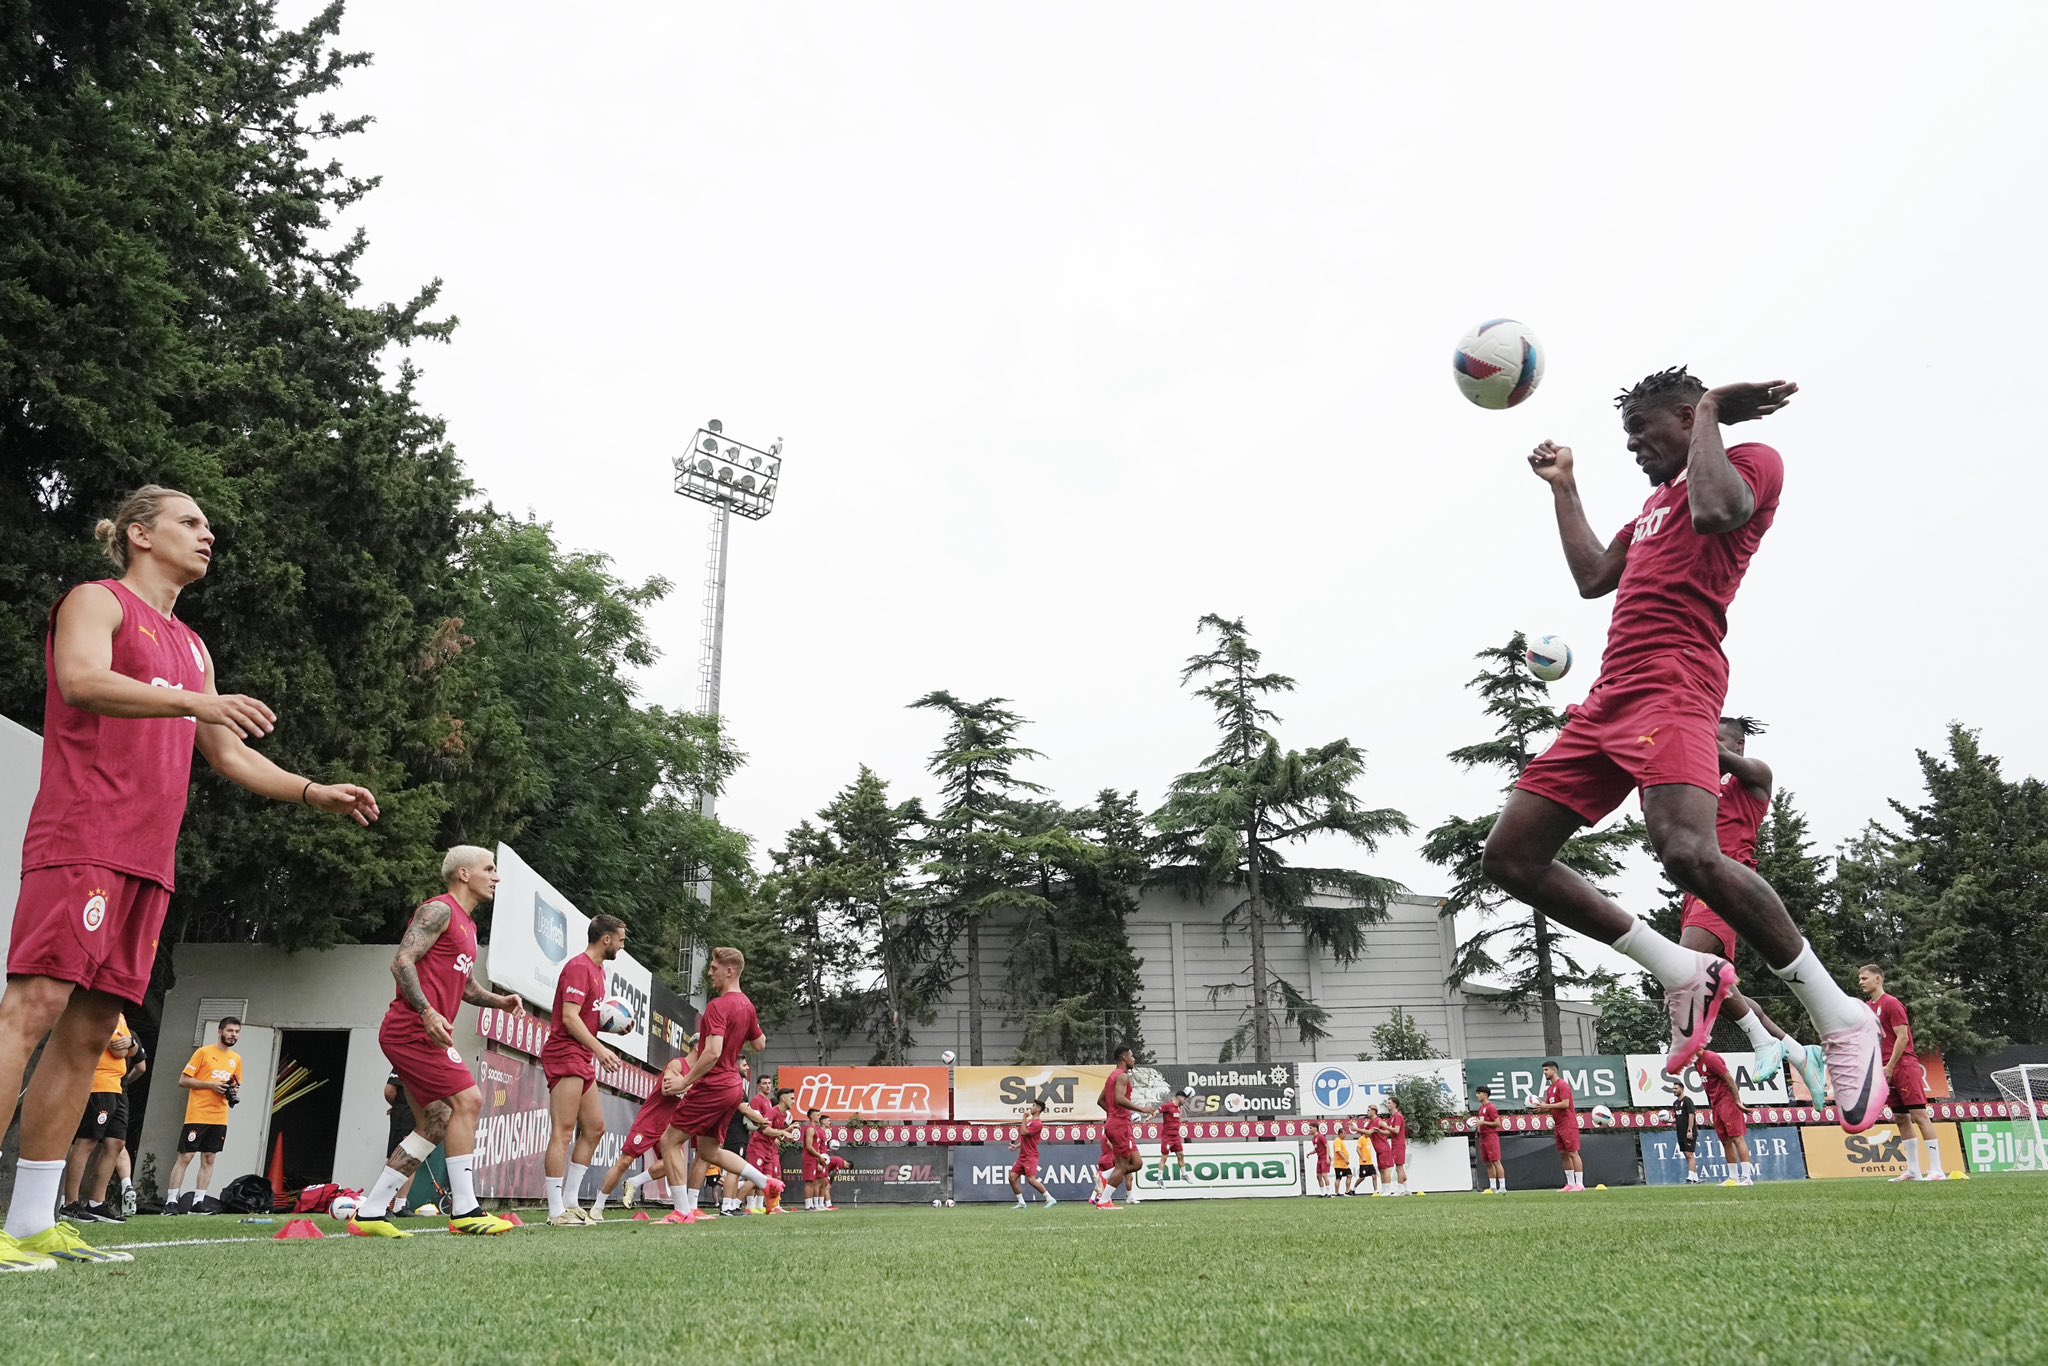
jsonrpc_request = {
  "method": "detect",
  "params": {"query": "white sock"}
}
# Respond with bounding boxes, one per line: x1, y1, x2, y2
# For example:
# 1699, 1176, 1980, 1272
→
359, 1164, 410, 1220
1737, 1013, 1775, 1049
5, 1159, 66, 1240
447, 1154, 477, 1215
1926, 1139, 1944, 1176
1614, 920, 1706, 988
1772, 941, 1867, 1034
1903, 1137, 1921, 1177
592, 1188, 610, 1216
545, 1175, 565, 1217
626, 1171, 649, 1191
683, 1185, 699, 1214
736, 1161, 770, 1188
565, 1162, 587, 1207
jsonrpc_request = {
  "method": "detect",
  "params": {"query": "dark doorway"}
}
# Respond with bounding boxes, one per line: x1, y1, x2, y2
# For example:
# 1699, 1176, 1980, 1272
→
272, 1030, 350, 1190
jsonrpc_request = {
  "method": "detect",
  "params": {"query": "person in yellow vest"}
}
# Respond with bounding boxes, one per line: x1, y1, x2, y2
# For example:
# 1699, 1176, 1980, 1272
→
1329, 1123, 1353, 1195
60, 1014, 144, 1224
165, 1017, 243, 1214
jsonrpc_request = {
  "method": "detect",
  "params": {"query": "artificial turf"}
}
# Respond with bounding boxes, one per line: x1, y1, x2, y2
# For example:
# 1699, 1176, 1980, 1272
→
9, 1177, 2044, 1364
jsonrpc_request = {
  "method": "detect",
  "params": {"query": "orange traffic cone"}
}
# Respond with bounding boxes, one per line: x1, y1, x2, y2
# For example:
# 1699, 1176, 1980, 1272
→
267, 1133, 287, 1205
274, 1219, 324, 1240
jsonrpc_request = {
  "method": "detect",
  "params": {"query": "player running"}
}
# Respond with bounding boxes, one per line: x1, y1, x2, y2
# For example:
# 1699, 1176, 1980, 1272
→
1697, 1051, 1754, 1186
1480, 371, 1886, 1132
0, 487, 380, 1271
1859, 966, 1948, 1182
542, 914, 628, 1227
1678, 718, 1828, 1103
1472, 1088, 1505, 1195
592, 1058, 686, 1219
1010, 1097, 1055, 1208
1526, 1062, 1584, 1192
1158, 1087, 1190, 1182
654, 947, 784, 1225
349, 848, 525, 1239
1091, 1043, 1157, 1209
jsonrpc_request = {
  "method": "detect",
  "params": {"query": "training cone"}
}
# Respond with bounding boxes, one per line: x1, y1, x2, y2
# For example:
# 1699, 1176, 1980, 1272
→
499, 1212, 525, 1226
267, 1133, 288, 1204
632, 1211, 651, 1221
1594, 1184, 1608, 1190
275, 1219, 325, 1240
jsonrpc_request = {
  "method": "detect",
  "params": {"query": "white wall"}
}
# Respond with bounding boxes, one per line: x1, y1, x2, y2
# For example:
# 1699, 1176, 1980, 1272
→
0, 715, 41, 948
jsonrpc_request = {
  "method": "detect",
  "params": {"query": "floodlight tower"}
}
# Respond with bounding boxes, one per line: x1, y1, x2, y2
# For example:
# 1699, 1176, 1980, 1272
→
671, 419, 782, 1003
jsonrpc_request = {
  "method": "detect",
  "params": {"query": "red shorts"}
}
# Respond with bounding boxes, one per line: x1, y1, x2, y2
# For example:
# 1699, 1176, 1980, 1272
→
668, 1073, 745, 1140
1553, 1124, 1581, 1155
1516, 653, 1722, 824
1891, 1056, 1930, 1109
541, 1048, 596, 1093
1711, 1103, 1748, 1142
1013, 1156, 1039, 1180
1679, 893, 1737, 959
1160, 1138, 1184, 1156
1316, 1158, 1332, 1177
379, 1013, 477, 1107
1478, 1136, 1502, 1164
746, 1138, 780, 1172
1390, 1140, 1408, 1166
802, 1156, 823, 1182
1102, 1126, 1138, 1163
621, 1095, 682, 1159
9, 865, 170, 1005
1371, 1143, 1393, 1170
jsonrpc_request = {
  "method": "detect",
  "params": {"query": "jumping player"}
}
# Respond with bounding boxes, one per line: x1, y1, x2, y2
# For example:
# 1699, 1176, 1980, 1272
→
1158, 1087, 1190, 1182
1527, 1062, 1584, 1192
541, 914, 628, 1226
1678, 718, 1827, 1104
1472, 1088, 1505, 1194
349, 848, 525, 1239
0, 487, 380, 1272
654, 947, 783, 1224
1091, 1043, 1157, 1209
592, 1057, 685, 1219
1859, 966, 1946, 1182
1010, 1097, 1054, 1208
1479, 372, 1885, 1131
1698, 1050, 1754, 1186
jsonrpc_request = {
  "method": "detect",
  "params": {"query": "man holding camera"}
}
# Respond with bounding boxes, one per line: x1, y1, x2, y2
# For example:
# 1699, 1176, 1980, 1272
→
164, 1016, 243, 1214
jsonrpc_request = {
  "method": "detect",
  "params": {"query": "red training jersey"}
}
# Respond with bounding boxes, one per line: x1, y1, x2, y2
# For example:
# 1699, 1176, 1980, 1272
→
1699, 1050, 1741, 1112
1159, 1100, 1183, 1140
1019, 1116, 1042, 1165
1477, 1102, 1499, 1130
1871, 993, 1917, 1064
541, 952, 606, 1065
1100, 1066, 1135, 1129
1387, 1112, 1408, 1145
1717, 772, 1771, 868
22, 581, 209, 891
1545, 1078, 1578, 1132
1597, 443, 1784, 698
697, 989, 762, 1081
383, 893, 478, 1029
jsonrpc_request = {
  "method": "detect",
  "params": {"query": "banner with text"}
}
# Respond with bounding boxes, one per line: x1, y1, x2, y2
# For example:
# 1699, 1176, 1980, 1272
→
468, 1047, 635, 1200
1301, 1059, 1466, 1116
1158, 1064, 1300, 1119
1132, 1140, 1304, 1199
1958, 1120, 2048, 1173
1465, 1056, 1629, 1111
1641, 1126, 1807, 1184
644, 972, 694, 1070
778, 1065, 951, 1122
490, 843, 654, 1063
814, 1144, 946, 1206
951, 1143, 1103, 1203
952, 1065, 1113, 1122
1800, 1122, 1963, 1179
1626, 1052, 1798, 1108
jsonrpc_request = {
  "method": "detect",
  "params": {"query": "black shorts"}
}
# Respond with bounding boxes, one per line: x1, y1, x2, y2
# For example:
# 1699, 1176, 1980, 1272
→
724, 1115, 751, 1153
1356, 1162, 1377, 1176
1677, 1137, 1697, 1154
75, 1091, 128, 1143
177, 1122, 228, 1154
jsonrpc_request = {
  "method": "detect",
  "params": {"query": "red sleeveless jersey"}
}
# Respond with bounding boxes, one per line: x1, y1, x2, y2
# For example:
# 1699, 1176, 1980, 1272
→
384, 893, 479, 1025
1100, 1066, 1134, 1130
1716, 773, 1771, 868
22, 580, 208, 891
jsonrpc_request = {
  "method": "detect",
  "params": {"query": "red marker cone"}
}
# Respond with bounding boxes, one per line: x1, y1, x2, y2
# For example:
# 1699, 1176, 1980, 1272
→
275, 1219, 324, 1240
499, 1212, 525, 1227
632, 1211, 651, 1222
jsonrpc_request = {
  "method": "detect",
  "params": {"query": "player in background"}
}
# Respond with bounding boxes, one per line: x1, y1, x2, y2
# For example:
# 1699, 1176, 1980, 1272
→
1010, 1097, 1055, 1208
592, 1056, 685, 1219
654, 947, 783, 1225
0, 486, 380, 1271
1859, 965, 1947, 1182
349, 848, 525, 1239
1329, 1122, 1352, 1196
709, 1057, 765, 1216
1697, 1050, 1754, 1186
1310, 1123, 1333, 1197
1678, 718, 1829, 1104
1158, 1086, 1190, 1183
541, 914, 628, 1226
803, 1110, 834, 1211
1668, 1078, 1702, 1184
164, 1016, 243, 1213
61, 1014, 140, 1223
1091, 1043, 1158, 1209
1472, 1088, 1505, 1195
1364, 1106, 1395, 1197
1350, 1117, 1379, 1196
1527, 1062, 1584, 1192
1384, 1095, 1412, 1195
736, 1075, 796, 1214
1480, 373, 1886, 1132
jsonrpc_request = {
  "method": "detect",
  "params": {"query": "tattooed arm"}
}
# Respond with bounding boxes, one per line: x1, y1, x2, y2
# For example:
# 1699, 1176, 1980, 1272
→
392, 900, 455, 1046
463, 975, 524, 1014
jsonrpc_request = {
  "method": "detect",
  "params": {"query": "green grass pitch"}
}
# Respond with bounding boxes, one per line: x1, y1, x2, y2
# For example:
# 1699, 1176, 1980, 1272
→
11, 1178, 2046, 1364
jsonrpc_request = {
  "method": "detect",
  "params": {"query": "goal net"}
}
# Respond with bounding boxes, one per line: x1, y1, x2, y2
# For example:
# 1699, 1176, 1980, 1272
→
1990, 1065, 2048, 1172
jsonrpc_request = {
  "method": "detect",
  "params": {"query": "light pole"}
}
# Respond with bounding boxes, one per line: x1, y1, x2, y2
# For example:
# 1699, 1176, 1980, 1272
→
671, 419, 782, 1005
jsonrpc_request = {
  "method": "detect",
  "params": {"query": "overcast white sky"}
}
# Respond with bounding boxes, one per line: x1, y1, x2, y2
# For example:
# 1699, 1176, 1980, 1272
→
299, 2, 2046, 983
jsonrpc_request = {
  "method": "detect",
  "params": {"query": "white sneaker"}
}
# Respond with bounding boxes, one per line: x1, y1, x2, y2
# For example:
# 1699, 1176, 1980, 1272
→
1043, 1196, 1058, 1208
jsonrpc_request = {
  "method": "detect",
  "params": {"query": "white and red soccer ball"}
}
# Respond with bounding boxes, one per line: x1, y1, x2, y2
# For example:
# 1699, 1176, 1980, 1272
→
1453, 319, 1544, 410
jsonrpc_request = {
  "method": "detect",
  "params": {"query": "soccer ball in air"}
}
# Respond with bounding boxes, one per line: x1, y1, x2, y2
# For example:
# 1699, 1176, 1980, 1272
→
940, 1049, 957, 1065
1590, 1104, 1616, 1127
330, 1195, 360, 1221
829, 1139, 843, 1151
598, 997, 635, 1034
1525, 635, 1572, 683
1452, 318, 1544, 409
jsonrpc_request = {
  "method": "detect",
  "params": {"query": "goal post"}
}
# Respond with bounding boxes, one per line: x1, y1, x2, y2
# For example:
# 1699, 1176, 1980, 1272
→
1990, 1065, 2048, 1171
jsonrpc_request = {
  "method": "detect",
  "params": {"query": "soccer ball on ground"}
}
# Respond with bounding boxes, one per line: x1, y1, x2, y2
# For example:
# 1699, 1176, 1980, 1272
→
945, 1199, 956, 1208
1452, 318, 1544, 409
1525, 635, 1571, 683
940, 1049, 957, 1065
932, 1198, 943, 1208
1590, 1104, 1616, 1126
598, 997, 635, 1034
330, 1195, 360, 1221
